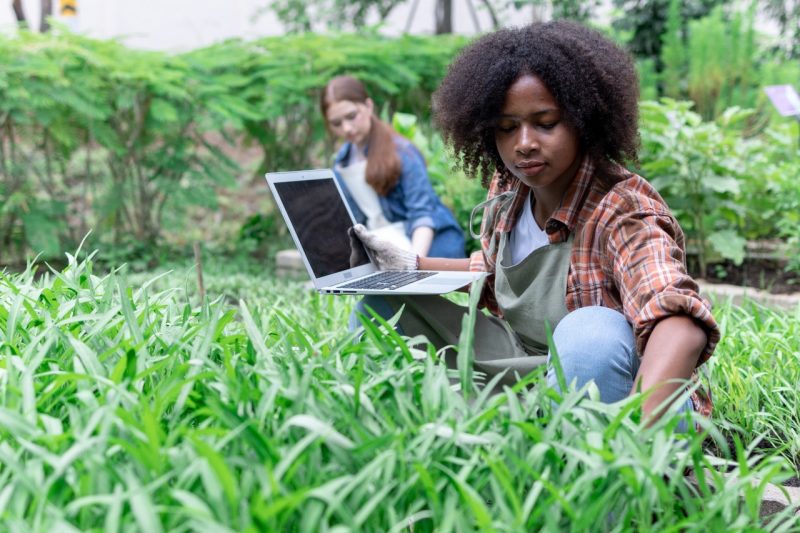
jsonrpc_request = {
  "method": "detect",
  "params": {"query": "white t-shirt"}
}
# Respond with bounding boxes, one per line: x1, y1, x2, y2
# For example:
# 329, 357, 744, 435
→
509, 191, 549, 265
335, 159, 387, 227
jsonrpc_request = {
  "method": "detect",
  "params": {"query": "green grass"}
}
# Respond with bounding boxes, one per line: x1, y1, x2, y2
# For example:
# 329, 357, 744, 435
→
0, 252, 798, 531
706, 300, 800, 468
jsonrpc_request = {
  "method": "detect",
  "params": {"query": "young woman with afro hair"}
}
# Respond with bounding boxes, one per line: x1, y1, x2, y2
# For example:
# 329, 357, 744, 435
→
351, 21, 719, 425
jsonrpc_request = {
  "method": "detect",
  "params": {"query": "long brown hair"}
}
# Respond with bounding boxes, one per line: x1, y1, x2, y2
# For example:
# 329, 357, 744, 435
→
320, 75, 401, 196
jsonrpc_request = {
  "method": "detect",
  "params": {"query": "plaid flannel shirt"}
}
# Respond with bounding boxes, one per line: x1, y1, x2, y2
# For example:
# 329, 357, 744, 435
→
468, 156, 719, 416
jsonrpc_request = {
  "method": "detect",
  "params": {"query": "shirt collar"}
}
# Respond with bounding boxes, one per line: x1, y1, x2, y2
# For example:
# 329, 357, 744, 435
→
545, 154, 594, 234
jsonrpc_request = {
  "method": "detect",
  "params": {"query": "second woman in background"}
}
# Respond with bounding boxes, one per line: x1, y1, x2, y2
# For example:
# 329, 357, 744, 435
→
321, 75, 465, 259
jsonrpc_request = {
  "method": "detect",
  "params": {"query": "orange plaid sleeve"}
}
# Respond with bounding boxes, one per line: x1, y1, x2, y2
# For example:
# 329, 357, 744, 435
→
601, 189, 720, 362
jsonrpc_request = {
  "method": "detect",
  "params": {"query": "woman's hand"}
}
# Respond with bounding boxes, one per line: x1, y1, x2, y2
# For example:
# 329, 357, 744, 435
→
352, 224, 419, 270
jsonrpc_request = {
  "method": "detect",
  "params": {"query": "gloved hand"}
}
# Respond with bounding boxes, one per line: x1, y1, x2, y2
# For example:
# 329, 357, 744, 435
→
351, 224, 419, 271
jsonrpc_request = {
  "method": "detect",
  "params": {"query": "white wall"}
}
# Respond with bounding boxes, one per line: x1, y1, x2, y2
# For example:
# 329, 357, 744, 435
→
0, 0, 778, 53
0, 0, 532, 51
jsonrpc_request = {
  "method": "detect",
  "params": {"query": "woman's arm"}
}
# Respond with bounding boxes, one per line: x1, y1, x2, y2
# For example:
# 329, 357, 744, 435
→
632, 315, 707, 422
418, 256, 471, 271
601, 191, 718, 422
411, 226, 434, 256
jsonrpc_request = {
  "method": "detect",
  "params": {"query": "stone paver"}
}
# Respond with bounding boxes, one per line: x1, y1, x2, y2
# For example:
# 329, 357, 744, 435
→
686, 470, 800, 518
696, 279, 800, 310
275, 249, 305, 278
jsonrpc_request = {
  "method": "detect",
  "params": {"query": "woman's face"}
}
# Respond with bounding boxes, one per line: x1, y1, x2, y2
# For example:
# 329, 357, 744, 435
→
325, 99, 373, 148
494, 74, 581, 196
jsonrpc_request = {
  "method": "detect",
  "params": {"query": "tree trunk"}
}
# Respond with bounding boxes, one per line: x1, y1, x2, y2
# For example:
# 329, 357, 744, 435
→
12, 0, 26, 23
479, 0, 500, 29
40, 0, 53, 32
435, 0, 452, 34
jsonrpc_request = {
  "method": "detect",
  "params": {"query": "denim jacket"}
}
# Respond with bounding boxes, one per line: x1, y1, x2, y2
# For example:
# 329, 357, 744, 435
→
332, 136, 463, 241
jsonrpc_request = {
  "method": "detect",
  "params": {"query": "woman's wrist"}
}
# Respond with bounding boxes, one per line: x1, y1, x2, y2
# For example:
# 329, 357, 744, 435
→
418, 257, 471, 272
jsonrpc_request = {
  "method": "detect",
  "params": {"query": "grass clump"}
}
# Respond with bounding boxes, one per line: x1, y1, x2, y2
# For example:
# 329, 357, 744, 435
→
0, 253, 797, 531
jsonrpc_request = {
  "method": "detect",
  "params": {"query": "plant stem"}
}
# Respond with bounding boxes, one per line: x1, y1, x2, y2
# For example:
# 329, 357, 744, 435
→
194, 241, 205, 302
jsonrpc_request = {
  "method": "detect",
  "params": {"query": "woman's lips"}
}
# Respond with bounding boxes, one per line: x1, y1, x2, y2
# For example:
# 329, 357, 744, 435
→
516, 160, 545, 176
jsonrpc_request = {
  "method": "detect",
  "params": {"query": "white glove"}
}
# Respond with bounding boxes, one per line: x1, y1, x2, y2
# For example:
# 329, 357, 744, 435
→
352, 224, 419, 271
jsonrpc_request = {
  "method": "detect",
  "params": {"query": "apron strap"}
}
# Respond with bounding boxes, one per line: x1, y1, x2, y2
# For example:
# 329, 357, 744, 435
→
469, 190, 517, 240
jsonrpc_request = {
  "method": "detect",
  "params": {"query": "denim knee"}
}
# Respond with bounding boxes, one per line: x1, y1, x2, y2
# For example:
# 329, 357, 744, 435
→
546, 306, 638, 403
348, 295, 401, 332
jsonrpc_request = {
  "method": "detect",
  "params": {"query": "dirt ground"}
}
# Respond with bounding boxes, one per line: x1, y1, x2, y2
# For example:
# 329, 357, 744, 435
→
696, 257, 800, 295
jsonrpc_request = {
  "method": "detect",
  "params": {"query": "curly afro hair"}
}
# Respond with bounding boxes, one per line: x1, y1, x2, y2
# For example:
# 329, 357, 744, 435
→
433, 21, 640, 188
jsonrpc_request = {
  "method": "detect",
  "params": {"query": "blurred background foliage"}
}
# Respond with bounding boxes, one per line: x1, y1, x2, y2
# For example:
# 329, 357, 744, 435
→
0, 1, 799, 274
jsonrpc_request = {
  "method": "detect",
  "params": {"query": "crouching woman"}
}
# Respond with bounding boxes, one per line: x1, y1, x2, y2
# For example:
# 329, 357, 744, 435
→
352, 21, 720, 424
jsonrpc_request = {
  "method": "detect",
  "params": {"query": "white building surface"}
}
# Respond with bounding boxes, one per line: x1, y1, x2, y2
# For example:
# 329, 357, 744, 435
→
0, 0, 542, 51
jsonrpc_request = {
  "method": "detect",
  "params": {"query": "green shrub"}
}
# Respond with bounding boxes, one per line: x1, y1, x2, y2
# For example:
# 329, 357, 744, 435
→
0, 29, 243, 261
0, 30, 468, 263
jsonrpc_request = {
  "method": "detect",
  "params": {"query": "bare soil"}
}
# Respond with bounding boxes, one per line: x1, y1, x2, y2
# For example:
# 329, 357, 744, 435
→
692, 257, 800, 296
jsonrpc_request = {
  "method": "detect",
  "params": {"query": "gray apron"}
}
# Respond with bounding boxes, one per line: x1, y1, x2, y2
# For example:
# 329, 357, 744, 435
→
494, 230, 572, 356
384, 195, 573, 386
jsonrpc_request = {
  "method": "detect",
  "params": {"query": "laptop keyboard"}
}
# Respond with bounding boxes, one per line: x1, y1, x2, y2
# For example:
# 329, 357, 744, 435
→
337, 270, 436, 290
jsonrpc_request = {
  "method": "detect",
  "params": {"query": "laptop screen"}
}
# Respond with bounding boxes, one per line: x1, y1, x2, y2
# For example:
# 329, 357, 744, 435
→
273, 178, 371, 278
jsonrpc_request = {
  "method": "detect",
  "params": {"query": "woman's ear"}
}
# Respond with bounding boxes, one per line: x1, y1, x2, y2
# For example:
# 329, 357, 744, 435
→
365, 98, 375, 114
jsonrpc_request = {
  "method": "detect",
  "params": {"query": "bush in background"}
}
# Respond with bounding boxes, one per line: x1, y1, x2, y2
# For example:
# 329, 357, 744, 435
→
1, 26, 798, 272
0, 30, 467, 265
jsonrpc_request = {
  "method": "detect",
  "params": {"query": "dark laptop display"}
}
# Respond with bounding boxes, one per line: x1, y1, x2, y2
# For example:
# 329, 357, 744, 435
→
273, 179, 370, 278
267, 169, 485, 295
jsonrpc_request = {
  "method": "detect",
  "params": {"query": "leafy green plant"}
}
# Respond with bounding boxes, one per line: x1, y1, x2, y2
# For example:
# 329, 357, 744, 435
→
651, 0, 791, 125
0, 29, 244, 261
686, 4, 758, 120
709, 299, 800, 466
639, 99, 754, 273
659, 0, 686, 98
754, 128, 800, 274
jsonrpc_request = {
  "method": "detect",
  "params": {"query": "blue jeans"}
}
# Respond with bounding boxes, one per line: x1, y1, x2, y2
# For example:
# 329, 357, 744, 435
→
546, 306, 693, 425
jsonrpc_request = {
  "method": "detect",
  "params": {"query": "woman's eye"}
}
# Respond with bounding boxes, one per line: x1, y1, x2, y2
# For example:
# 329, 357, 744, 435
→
540, 122, 558, 130
495, 122, 517, 133
345, 112, 358, 120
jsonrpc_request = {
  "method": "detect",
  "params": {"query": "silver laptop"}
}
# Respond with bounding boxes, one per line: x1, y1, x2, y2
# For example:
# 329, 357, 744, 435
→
265, 169, 485, 295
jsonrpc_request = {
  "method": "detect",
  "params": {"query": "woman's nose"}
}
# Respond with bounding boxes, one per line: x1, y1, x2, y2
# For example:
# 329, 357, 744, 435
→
515, 125, 538, 155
